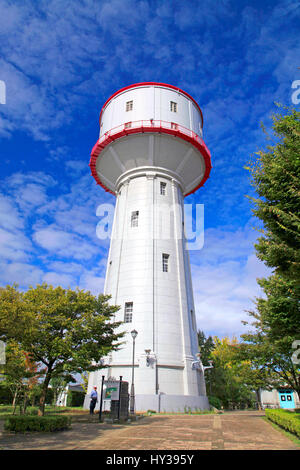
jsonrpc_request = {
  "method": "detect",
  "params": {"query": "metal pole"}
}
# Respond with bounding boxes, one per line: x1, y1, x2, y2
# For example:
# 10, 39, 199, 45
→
130, 337, 135, 414
117, 376, 122, 421
99, 375, 105, 422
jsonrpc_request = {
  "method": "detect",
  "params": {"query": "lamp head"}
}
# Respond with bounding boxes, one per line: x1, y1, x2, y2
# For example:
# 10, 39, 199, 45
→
131, 329, 138, 340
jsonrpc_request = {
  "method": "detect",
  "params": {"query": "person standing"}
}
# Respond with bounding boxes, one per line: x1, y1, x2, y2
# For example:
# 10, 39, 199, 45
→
89, 386, 98, 415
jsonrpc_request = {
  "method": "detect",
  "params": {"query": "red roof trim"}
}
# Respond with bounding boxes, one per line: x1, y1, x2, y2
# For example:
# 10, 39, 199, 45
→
89, 125, 212, 197
99, 82, 204, 127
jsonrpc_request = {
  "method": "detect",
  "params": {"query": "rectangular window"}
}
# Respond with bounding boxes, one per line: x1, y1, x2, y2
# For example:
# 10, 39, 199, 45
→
131, 210, 139, 227
170, 101, 177, 112
126, 100, 133, 112
124, 302, 133, 323
162, 253, 169, 272
171, 122, 178, 130
160, 182, 167, 195
191, 310, 197, 331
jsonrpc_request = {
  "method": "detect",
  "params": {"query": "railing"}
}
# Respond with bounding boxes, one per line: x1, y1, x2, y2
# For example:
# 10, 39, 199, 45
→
99, 119, 204, 146
90, 118, 211, 196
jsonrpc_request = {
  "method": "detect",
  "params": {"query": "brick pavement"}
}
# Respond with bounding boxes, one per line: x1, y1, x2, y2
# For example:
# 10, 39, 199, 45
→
0, 411, 299, 450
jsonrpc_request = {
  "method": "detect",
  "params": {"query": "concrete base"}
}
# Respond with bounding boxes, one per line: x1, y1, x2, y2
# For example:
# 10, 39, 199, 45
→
83, 394, 209, 413
135, 394, 210, 413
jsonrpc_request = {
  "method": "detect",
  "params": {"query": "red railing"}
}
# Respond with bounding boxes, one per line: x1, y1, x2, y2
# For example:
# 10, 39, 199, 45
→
99, 119, 203, 146
90, 119, 211, 196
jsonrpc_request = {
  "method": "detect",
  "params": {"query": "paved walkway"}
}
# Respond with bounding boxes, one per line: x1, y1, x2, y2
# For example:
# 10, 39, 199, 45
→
0, 411, 299, 450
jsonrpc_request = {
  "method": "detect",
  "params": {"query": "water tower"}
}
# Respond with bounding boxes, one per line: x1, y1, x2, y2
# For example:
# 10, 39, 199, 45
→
87, 82, 212, 412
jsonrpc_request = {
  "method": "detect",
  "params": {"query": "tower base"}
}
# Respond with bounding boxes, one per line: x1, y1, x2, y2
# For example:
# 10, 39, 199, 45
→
135, 394, 209, 413
83, 393, 209, 413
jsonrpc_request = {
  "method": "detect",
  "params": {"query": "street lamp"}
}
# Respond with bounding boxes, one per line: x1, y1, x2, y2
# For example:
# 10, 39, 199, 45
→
130, 329, 138, 414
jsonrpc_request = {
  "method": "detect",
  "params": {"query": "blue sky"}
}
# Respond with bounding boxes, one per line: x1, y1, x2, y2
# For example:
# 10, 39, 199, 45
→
0, 0, 299, 338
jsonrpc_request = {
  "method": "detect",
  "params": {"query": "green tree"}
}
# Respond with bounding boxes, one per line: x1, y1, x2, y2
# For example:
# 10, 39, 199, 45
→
198, 330, 215, 396
1, 341, 39, 414
247, 107, 300, 282
227, 339, 281, 409
0, 284, 123, 416
198, 330, 215, 364
79, 371, 89, 394
210, 337, 256, 409
241, 310, 300, 399
244, 107, 300, 399
198, 333, 269, 409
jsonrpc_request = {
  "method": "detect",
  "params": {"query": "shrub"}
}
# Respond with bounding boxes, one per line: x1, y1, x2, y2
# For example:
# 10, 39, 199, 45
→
265, 409, 300, 438
208, 396, 222, 410
25, 407, 39, 415
0, 385, 14, 404
0, 405, 13, 414
4, 415, 72, 433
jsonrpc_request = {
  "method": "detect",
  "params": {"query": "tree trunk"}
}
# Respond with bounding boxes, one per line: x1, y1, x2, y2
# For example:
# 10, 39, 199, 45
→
12, 388, 19, 415
295, 388, 300, 407
255, 389, 262, 410
22, 392, 28, 415
38, 369, 52, 416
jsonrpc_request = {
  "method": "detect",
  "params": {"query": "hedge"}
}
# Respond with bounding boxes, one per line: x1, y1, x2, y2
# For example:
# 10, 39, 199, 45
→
4, 415, 72, 433
265, 409, 300, 438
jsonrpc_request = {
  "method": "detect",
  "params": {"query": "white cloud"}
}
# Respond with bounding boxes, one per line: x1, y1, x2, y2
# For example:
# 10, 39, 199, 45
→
0, 168, 109, 292
0, 227, 32, 262
78, 272, 105, 296
0, 194, 24, 231
0, 261, 43, 287
191, 225, 271, 337
33, 225, 97, 260
42, 271, 75, 288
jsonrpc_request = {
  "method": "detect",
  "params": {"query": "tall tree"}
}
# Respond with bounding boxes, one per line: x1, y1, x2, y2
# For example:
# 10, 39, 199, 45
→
0, 284, 123, 415
243, 107, 300, 398
197, 330, 215, 365
247, 107, 300, 281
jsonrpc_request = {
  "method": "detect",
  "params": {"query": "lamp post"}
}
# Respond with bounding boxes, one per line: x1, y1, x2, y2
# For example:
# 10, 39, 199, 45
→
130, 329, 138, 414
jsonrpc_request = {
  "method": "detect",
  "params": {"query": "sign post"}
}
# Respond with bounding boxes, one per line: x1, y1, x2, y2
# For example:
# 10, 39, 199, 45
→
117, 376, 123, 421
98, 375, 105, 422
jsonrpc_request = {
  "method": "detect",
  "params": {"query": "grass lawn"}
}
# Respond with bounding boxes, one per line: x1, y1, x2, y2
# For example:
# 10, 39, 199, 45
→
0, 404, 90, 420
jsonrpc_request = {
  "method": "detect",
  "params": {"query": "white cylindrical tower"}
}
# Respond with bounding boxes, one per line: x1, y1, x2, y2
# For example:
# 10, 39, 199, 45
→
87, 82, 212, 412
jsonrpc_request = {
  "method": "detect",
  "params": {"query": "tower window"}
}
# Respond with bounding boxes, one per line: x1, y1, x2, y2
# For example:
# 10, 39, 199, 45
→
170, 101, 177, 112
126, 100, 133, 112
124, 302, 133, 323
162, 253, 169, 272
160, 182, 167, 195
131, 211, 139, 227
191, 309, 196, 331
